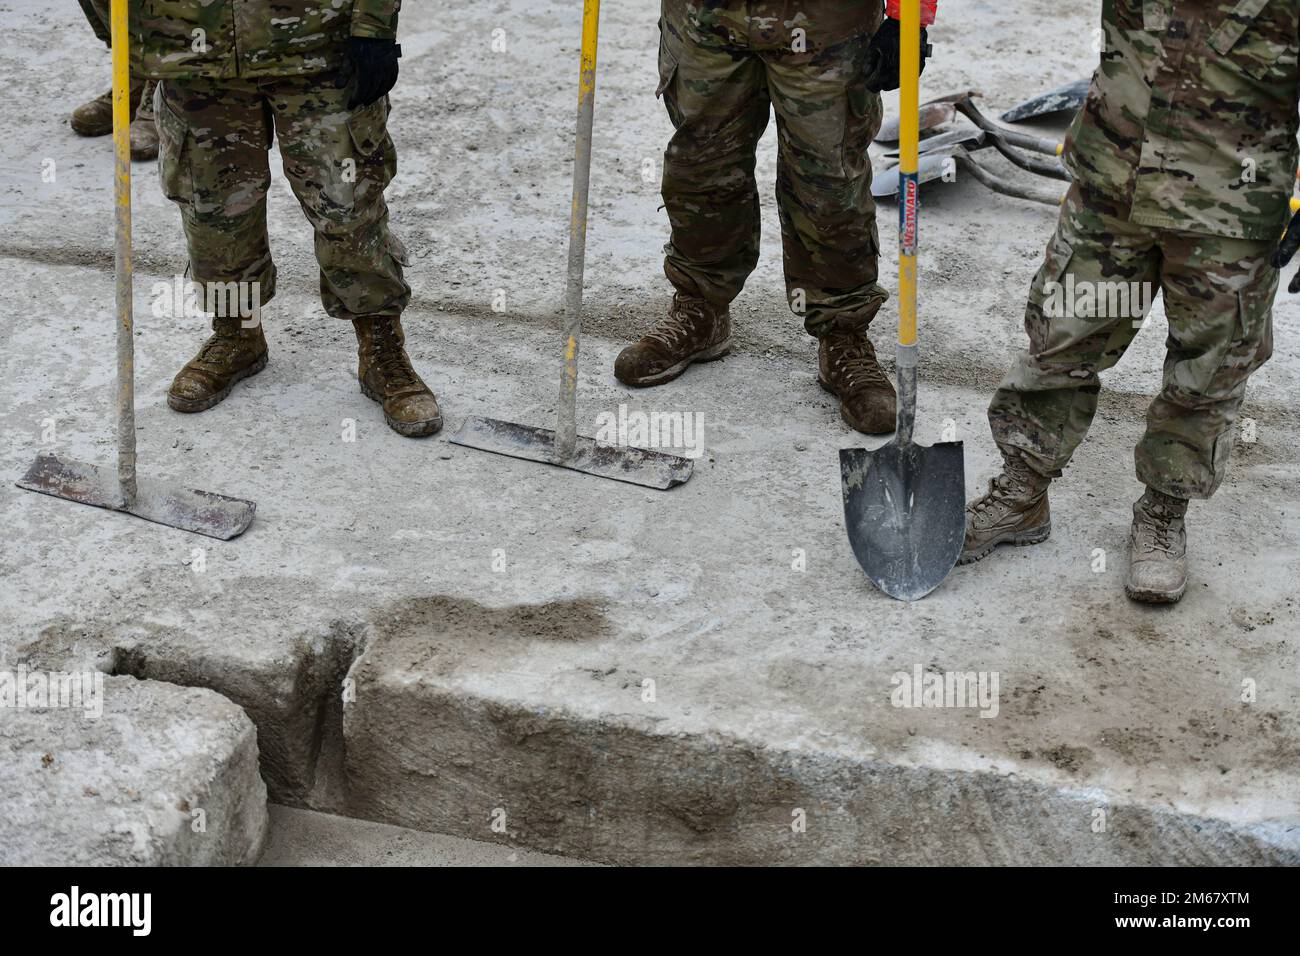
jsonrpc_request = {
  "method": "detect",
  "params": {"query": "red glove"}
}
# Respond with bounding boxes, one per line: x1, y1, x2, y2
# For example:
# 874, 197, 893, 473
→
886, 0, 938, 27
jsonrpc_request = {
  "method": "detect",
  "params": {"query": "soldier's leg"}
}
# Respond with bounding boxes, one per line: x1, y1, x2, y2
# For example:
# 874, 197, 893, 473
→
612, 1, 765, 388
155, 79, 275, 412
267, 75, 439, 437
988, 187, 1160, 477
1137, 234, 1276, 499
761, 10, 885, 336
759, 8, 894, 433
658, 0, 769, 305
71, 0, 154, 148
963, 187, 1159, 564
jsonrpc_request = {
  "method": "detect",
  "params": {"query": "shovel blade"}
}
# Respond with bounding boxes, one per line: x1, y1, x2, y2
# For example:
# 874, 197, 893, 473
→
872, 152, 957, 197
875, 100, 956, 144
840, 440, 965, 601
16, 453, 256, 540
449, 416, 693, 490
1000, 78, 1090, 123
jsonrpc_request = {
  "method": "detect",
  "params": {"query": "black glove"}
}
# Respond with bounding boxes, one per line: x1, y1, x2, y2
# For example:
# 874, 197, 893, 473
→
1272, 207, 1300, 293
863, 17, 932, 93
335, 37, 402, 109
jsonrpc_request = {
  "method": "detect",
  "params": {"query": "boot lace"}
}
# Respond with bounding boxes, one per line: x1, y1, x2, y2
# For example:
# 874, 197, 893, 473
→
643, 294, 712, 351
827, 333, 891, 391
967, 466, 1042, 527
1134, 501, 1181, 556
371, 322, 419, 390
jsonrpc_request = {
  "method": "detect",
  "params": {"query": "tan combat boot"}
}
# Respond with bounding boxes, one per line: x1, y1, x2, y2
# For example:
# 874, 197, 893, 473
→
352, 317, 443, 437
959, 455, 1052, 564
613, 292, 731, 387
818, 329, 897, 434
70, 75, 146, 137
168, 318, 269, 412
130, 81, 160, 162
1125, 488, 1189, 604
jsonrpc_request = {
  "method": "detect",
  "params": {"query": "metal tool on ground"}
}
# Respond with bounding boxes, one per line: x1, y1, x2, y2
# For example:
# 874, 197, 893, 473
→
842, 1, 965, 602
448, 1, 692, 490
16, 0, 256, 539
1000, 78, 1090, 123
952, 92, 1066, 162
874, 146, 1065, 206
899, 127, 1069, 181
875, 89, 975, 143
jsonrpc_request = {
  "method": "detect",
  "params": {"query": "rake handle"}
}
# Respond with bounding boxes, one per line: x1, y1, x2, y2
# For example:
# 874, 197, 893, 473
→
112, 0, 136, 505
896, 0, 921, 444
555, 0, 601, 463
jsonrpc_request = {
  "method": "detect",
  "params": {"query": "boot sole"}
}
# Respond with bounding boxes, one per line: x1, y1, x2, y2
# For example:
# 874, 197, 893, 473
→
1124, 581, 1187, 605
359, 381, 444, 437
167, 351, 268, 413
816, 376, 896, 436
616, 339, 731, 388
957, 522, 1051, 566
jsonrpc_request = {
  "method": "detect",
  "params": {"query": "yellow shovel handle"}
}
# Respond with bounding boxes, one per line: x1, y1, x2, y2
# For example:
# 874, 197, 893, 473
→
897, 1, 920, 349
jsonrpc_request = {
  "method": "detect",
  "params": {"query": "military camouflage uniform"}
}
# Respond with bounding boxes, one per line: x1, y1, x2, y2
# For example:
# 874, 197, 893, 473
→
989, 0, 1298, 500
658, 0, 887, 335
131, 1, 409, 322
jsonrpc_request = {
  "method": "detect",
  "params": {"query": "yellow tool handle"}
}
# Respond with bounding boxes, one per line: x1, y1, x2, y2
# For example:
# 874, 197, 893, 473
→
897, 1, 920, 349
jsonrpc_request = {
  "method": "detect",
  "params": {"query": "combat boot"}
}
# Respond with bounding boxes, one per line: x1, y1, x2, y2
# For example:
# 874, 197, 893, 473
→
70, 75, 145, 137
613, 292, 731, 387
168, 318, 269, 413
959, 455, 1052, 564
130, 81, 159, 162
818, 328, 897, 434
1125, 488, 1189, 604
352, 317, 443, 437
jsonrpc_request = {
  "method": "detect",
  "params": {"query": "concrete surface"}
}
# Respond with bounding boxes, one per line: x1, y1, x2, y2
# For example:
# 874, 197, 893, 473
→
259, 804, 590, 865
2, 0, 1298, 865
0, 674, 267, 865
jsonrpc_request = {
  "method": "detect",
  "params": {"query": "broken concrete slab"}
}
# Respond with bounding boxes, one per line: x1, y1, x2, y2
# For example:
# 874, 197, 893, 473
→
0, 674, 267, 865
259, 804, 592, 866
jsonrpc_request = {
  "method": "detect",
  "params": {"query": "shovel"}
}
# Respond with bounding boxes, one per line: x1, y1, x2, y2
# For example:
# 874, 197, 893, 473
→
842, 0, 964, 601
1000, 78, 1090, 123
897, 127, 1069, 181
875, 89, 975, 144
873, 146, 1065, 206
448, 0, 693, 489
16, 0, 256, 539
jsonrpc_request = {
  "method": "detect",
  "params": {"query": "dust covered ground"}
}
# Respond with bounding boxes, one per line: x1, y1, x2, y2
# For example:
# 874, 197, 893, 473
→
1, 0, 1297, 863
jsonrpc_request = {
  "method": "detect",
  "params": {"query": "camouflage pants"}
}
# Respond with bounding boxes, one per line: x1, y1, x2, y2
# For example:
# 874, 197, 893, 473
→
658, 0, 886, 336
77, 0, 110, 45
990, 186, 1275, 500
155, 75, 410, 322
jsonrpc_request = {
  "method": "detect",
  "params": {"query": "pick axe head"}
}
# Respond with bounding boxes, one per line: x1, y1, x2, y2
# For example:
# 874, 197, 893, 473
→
840, 438, 965, 602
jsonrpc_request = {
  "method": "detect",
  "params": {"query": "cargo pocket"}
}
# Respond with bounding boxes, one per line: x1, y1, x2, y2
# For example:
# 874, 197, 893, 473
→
327, 95, 394, 218
154, 85, 193, 207
1208, 0, 1299, 82
843, 81, 881, 178
656, 23, 684, 129
1026, 233, 1075, 353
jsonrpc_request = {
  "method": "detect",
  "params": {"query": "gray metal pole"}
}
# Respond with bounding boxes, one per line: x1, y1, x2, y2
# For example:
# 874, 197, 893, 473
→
554, 0, 601, 463
111, 0, 136, 507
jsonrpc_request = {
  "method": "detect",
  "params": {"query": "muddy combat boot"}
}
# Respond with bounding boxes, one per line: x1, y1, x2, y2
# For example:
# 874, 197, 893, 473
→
352, 317, 443, 437
959, 455, 1052, 564
613, 292, 731, 387
70, 76, 145, 137
168, 318, 269, 413
1125, 488, 1189, 604
818, 329, 897, 434
130, 81, 159, 161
